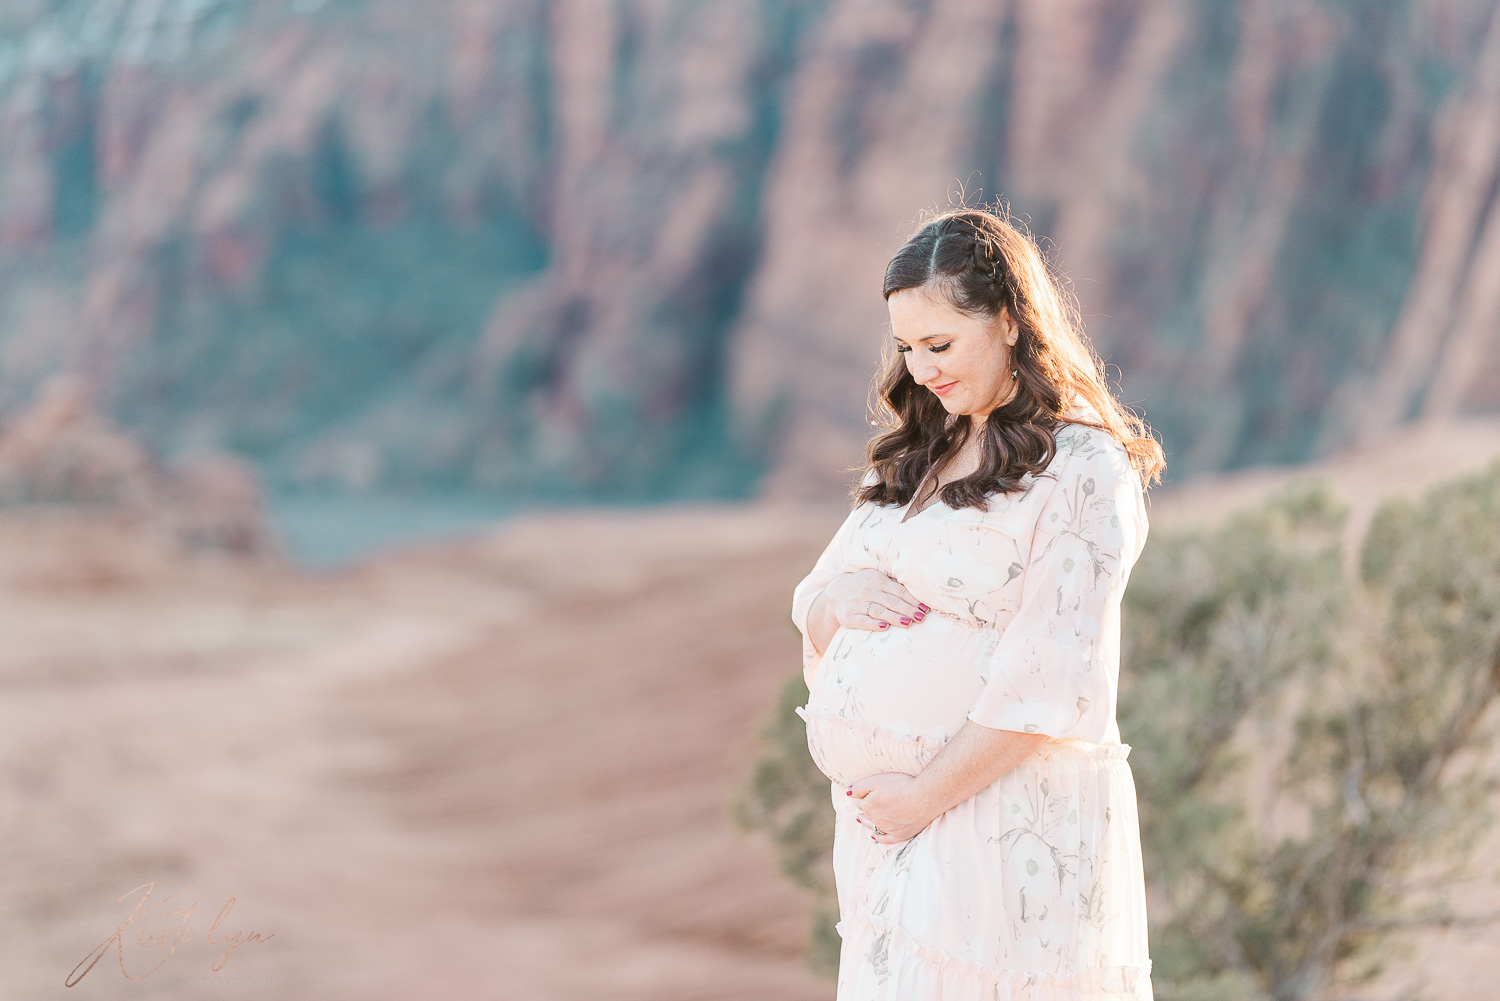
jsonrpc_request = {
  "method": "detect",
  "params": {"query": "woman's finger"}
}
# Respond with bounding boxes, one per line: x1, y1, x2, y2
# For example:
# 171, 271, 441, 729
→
845, 611, 893, 631
845, 597, 893, 626
862, 576, 921, 606
872, 586, 925, 621
865, 599, 917, 627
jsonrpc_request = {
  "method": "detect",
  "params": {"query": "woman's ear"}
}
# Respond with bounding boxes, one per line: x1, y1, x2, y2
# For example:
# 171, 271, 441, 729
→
999, 307, 1019, 347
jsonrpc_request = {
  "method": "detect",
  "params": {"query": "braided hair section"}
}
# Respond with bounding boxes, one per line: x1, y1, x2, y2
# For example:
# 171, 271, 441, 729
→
906, 212, 1011, 319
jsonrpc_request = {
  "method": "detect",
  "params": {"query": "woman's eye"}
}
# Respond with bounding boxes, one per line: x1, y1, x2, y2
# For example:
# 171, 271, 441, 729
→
895, 344, 911, 354
930, 343, 951, 353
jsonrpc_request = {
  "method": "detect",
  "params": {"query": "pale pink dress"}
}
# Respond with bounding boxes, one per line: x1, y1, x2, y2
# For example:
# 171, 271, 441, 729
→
792, 406, 1154, 1000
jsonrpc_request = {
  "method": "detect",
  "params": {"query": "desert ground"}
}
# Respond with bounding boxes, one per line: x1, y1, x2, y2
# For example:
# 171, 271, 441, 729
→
5, 418, 1500, 1000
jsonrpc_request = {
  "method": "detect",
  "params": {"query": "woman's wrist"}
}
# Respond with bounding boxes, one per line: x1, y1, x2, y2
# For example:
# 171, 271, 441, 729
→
906, 768, 954, 822
907, 769, 953, 820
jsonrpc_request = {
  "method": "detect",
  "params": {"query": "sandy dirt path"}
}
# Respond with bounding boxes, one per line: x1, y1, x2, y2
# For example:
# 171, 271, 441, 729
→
0, 505, 844, 1000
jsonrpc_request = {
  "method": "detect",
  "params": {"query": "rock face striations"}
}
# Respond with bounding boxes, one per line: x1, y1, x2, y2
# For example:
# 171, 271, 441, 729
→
3, 0, 1500, 499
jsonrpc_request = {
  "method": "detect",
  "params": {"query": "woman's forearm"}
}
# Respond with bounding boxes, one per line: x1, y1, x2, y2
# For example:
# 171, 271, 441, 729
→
912, 721, 1047, 818
805, 587, 841, 656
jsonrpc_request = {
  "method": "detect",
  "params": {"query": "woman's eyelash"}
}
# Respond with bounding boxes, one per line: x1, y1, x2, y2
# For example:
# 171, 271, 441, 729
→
895, 343, 952, 354
930, 343, 950, 353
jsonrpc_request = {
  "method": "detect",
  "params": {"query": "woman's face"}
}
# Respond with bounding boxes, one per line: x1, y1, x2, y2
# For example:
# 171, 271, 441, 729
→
887, 287, 1019, 419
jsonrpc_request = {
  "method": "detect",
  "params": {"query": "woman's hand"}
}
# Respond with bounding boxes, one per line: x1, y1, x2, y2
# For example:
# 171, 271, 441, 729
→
805, 569, 928, 655
815, 569, 928, 633
848, 773, 937, 843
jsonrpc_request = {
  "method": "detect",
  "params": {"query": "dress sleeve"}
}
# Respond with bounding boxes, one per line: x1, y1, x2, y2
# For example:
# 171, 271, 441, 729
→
966, 432, 1148, 743
791, 475, 875, 689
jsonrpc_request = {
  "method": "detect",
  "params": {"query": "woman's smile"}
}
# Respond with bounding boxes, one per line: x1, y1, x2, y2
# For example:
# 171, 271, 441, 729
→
929, 380, 958, 396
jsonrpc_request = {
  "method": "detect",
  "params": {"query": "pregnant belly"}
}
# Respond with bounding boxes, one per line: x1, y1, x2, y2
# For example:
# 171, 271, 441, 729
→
801, 614, 994, 785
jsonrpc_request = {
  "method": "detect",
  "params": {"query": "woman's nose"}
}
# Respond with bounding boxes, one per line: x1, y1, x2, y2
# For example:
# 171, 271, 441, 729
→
911, 362, 941, 384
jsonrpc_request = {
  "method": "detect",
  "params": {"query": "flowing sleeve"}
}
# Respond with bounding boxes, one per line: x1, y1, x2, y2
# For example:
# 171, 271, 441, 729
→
791, 479, 873, 689
966, 431, 1148, 743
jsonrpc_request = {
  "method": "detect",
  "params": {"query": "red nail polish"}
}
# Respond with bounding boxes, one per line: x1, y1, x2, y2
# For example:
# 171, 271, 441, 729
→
900, 617, 911, 626
870, 835, 877, 841
846, 788, 853, 796
918, 603, 930, 612
914, 611, 925, 621
878, 621, 888, 629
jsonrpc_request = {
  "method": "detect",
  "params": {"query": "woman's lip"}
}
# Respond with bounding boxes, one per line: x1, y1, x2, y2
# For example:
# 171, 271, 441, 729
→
930, 381, 958, 396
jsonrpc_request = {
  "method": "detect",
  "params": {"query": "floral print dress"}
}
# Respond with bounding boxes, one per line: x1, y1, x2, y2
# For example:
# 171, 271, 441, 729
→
791, 406, 1154, 1000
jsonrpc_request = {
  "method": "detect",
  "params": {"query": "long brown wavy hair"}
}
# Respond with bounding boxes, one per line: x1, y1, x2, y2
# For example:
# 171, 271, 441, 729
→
856, 206, 1165, 510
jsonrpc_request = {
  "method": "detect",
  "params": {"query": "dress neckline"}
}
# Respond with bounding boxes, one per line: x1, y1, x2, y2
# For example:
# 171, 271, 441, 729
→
899, 478, 948, 524
899, 498, 943, 525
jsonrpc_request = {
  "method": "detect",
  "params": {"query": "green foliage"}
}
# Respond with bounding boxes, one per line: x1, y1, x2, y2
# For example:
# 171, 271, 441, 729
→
1126, 469, 1500, 1000
730, 670, 840, 977
740, 465, 1500, 997
1121, 481, 1351, 997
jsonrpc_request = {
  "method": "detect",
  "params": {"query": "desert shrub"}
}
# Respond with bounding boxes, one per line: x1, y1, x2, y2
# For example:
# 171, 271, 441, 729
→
1131, 469, 1500, 999
730, 671, 841, 975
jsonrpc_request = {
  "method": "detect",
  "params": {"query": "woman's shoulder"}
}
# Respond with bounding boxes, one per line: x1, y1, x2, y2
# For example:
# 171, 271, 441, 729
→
1046, 406, 1136, 485
1053, 420, 1126, 462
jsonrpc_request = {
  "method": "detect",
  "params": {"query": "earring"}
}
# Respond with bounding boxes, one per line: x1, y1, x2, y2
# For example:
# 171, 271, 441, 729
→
1011, 368, 1019, 379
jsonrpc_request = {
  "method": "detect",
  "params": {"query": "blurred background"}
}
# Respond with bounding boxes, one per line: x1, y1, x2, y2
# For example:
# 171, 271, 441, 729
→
4, 0, 1500, 998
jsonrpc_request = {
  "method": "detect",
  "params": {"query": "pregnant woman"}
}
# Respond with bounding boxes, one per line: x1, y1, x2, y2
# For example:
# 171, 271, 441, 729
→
792, 207, 1165, 1000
